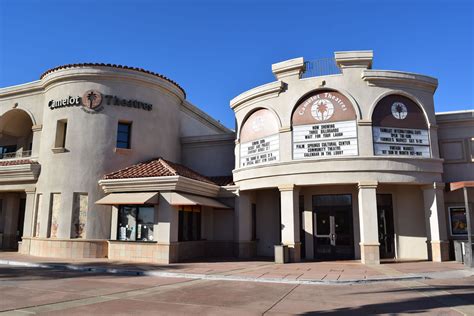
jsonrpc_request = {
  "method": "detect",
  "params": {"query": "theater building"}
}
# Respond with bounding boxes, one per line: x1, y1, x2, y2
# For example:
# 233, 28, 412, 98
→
0, 51, 472, 264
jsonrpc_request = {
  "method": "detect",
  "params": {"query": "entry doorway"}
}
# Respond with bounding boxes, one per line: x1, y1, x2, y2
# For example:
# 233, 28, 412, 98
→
312, 194, 354, 260
17, 198, 26, 245
376, 194, 395, 259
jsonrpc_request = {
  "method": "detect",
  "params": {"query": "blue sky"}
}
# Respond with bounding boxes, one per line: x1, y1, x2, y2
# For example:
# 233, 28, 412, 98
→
0, 0, 472, 129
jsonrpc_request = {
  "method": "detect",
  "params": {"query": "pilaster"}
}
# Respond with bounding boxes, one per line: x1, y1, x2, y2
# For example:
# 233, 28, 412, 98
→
279, 184, 301, 262
358, 181, 380, 264
422, 182, 450, 262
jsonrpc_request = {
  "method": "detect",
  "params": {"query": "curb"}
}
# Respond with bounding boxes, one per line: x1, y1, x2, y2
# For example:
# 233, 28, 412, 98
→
0, 259, 429, 285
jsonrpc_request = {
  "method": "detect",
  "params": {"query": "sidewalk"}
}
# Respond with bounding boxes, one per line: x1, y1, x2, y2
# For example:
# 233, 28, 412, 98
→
0, 251, 471, 285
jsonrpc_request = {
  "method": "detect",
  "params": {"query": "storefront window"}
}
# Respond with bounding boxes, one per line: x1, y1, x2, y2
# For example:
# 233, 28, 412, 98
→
117, 205, 154, 241
178, 206, 201, 241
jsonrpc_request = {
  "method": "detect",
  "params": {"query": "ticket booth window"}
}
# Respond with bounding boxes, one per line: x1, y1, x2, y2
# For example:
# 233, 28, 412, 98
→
117, 205, 154, 241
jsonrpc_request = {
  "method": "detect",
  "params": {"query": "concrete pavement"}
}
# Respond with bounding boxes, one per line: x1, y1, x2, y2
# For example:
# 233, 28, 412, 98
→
0, 264, 473, 315
0, 252, 471, 285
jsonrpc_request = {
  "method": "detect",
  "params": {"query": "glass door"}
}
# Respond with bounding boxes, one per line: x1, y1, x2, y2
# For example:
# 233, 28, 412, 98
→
377, 194, 395, 259
312, 195, 354, 260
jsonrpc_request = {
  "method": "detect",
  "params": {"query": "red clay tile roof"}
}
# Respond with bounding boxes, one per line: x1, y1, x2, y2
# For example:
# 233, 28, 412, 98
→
0, 159, 38, 166
208, 176, 234, 186
40, 63, 185, 97
104, 157, 216, 185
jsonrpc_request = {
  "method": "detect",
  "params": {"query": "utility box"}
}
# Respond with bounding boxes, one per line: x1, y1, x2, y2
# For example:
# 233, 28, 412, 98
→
463, 242, 474, 268
453, 240, 465, 263
275, 245, 289, 264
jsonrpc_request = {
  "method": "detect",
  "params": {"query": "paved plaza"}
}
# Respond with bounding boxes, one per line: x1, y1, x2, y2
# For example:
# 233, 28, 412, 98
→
0, 252, 473, 315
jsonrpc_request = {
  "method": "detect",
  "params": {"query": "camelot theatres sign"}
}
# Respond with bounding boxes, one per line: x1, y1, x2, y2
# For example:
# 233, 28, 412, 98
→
48, 90, 153, 113
292, 91, 358, 159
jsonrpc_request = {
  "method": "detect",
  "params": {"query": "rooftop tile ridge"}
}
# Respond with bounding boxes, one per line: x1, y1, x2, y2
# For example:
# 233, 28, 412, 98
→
158, 158, 179, 176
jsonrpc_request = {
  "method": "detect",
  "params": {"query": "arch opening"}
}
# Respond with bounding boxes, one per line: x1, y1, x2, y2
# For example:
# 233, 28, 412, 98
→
0, 109, 34, 159
371, 94, 431, 158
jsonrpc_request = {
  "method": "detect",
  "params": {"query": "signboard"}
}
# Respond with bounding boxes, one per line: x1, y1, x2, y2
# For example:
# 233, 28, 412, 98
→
292, 91, 358, 160
372, 95, 430, 157
240, 134, 279, 167
240, 109, 280, 167
48, 90, 153, 113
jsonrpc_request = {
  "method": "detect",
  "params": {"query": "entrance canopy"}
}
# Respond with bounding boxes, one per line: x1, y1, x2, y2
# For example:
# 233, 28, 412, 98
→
96, 192, 159, 205
168, 192, 230, 209
449, 181, 474, 191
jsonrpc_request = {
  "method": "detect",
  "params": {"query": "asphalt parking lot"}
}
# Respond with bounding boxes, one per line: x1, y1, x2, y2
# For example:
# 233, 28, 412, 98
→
0, 264, 473, 315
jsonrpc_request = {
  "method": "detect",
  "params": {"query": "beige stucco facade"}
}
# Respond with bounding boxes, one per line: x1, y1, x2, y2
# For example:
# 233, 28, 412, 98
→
0, 52, 472, 265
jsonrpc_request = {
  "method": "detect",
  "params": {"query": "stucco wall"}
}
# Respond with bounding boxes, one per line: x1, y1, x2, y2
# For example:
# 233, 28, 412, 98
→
181, 134, 235, 177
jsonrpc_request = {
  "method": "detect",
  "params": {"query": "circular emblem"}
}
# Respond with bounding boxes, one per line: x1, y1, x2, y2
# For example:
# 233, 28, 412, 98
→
391, 102, 408, 120
311, 99, 334, 121
251, 116, 264, 132
82, 90, 102, 109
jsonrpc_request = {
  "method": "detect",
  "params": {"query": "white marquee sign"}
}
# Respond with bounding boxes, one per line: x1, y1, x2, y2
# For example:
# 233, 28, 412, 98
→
293, 120, 358, 159
373, 127, 430, 157
240, 134, 279, 167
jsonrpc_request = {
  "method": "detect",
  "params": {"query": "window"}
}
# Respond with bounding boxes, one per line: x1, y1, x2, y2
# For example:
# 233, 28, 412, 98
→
54, 119, 68, 148
117, 205, 154, 241
178, 206, 201, 241
0, 145, 17, 159
116, 122, 132, 149
449, 206, 468, 236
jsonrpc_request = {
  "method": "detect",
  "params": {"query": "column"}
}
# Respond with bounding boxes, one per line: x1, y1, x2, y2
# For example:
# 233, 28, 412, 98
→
157, 192, 179, 263
279, 185, 301, 262
234, 190, 255, 258
422, 183, 449, 262
358, 181, 380, 264
156, 192, 179, 244
31, 125, 42, 157
303, 194, 314, 260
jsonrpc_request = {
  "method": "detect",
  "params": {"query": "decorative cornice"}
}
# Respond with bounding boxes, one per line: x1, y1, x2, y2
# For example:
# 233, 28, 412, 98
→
40, 63, 185, 97
98, 175, 220, 197
278, 184, 296, 192
358, 181, 378, 189
279, 126, 292, 133
271, 57, 305, 80
362, 70, 438, 92
357, 120, 372, 126
0, 163, 40, 183
230, 81, 285, 110
335, 50, 373, 69
181, 133, 235, 147
31, 124, 43, 132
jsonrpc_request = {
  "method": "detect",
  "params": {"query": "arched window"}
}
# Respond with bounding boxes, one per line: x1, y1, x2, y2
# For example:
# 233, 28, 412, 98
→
240, 109, 279, 167
372, 95, 430, 157
292, 90, 358, 159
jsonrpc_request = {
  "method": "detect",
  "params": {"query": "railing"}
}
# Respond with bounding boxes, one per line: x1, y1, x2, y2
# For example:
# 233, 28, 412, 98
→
302, 58, 341, 78
0, 150, 32, 160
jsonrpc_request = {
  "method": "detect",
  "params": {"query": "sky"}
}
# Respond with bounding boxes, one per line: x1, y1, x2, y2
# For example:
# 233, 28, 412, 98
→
0, 0, 473, 129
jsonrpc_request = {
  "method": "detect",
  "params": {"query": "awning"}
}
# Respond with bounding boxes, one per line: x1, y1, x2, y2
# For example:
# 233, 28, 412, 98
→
168, 192, 231, 209
95, 192, 159, 205
449, 181, 474, 191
